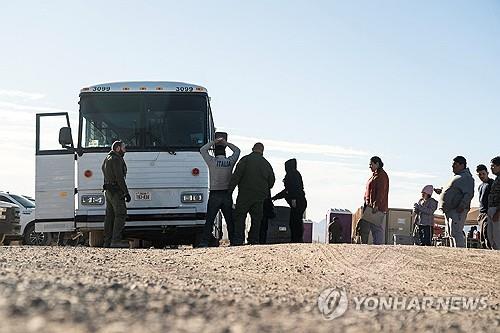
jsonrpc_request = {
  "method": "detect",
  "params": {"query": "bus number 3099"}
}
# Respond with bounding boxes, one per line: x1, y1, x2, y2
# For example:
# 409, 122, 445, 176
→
92, 86, 111, 92
175, 86, 194, 92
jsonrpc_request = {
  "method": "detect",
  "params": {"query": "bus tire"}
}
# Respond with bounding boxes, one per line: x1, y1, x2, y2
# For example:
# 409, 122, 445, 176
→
89, 231, 104, 247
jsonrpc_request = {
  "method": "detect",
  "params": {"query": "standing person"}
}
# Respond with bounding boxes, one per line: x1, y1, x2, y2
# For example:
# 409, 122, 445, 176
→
413, 185, 438, 246
102, 140, 131, 248
476, 164, 494, 249
328, 216, 343, 243
229, 143, 275, 245
271, 158, 307, 243
357, 156, 390, 245
487, 156, 500, 250
199, 136, 240, 247
439, 156, 475, 248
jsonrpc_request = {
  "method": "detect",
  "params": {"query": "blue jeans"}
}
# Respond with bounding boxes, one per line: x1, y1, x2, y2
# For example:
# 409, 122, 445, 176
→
358, 219, 385, 245
444, 209, 468, 248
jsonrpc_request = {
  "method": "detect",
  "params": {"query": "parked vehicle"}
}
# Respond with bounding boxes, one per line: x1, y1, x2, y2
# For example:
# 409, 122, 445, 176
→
0, 200, 20, 245
22, 195, 36, 203
35, 81, 221, 247
0, 191, 50, 245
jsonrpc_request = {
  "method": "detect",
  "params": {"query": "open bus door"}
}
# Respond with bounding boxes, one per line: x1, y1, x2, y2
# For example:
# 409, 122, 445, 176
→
35, 113, 76, 233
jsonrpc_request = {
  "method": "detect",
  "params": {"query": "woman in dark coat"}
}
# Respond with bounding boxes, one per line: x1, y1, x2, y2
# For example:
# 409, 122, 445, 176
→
272, 159, 307, 242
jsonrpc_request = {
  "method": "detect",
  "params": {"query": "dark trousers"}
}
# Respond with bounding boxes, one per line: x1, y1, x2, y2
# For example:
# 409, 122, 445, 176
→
233, 192, 264, 245
478, 213, 491, 249
259, 217, 269, 244
416, 224, 432, 246
290, 198, 307, 243
203, 190, 233, 244
104, 191, 127, 245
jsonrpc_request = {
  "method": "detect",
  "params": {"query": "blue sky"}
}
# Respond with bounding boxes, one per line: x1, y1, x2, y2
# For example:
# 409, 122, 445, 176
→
1, 1, 499, 221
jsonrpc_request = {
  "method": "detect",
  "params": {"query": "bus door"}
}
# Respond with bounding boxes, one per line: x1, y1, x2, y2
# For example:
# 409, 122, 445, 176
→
35, 113, 76, 232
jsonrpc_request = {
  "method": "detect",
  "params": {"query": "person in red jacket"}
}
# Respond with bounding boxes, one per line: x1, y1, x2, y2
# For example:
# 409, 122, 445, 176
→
357, 156, 390, 245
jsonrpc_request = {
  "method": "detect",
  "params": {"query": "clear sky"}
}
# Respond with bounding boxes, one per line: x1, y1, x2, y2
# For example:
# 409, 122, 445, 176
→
1, 1, 499, 221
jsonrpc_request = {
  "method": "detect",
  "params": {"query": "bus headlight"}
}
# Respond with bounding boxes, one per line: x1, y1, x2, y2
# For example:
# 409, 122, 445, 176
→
181, 193, 203, 203
81, 194, 105, 205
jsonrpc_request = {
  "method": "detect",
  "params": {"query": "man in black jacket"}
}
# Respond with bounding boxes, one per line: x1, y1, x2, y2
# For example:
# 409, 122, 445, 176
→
272, 158, 307, 243
476, 164, 494, 249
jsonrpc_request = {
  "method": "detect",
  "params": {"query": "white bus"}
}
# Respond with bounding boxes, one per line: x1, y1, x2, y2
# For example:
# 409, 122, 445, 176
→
35, 81, 220, 247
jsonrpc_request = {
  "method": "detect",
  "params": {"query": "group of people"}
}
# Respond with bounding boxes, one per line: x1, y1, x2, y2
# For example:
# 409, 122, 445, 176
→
355, 155, 500, 250
99, 137, 308, 248
199, 136, 307, 246
416, 155, 500, 250
101, 138, 500, 250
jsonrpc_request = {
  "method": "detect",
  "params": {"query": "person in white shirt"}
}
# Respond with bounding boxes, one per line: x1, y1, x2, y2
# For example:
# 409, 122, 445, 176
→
199, 137, 240, 246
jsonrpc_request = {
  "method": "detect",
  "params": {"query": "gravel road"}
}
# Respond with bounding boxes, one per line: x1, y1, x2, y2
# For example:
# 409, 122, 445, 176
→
0, 244, 498, 333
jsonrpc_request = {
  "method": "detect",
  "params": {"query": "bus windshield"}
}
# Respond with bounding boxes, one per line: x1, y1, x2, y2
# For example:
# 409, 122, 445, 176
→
80, 93, 208, 150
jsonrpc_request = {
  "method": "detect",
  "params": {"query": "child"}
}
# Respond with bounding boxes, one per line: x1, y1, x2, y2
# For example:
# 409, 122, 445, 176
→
413, 185, 438, 246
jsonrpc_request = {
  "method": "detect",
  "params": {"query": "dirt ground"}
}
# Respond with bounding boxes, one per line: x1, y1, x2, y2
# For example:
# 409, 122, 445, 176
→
0, 244, 498, 333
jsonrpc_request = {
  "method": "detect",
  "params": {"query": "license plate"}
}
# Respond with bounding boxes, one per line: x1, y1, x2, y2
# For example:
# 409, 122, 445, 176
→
135, 192, 152, 201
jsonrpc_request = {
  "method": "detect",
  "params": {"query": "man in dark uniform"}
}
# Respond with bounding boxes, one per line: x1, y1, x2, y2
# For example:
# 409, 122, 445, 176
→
229, 142, 275, 245
102, 140, 131, 248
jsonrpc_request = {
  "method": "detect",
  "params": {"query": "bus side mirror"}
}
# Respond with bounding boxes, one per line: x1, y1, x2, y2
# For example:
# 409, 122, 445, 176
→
59, 127, 73, 148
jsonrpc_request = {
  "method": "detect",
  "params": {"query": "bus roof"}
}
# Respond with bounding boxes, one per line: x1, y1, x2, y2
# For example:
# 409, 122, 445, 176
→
80, 81, 208, 94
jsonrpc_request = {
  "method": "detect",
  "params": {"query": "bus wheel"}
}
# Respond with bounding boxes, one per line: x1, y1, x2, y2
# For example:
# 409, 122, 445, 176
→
88, 231, 104, 247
